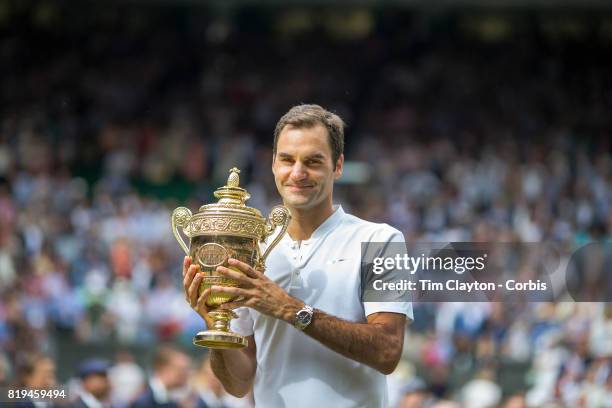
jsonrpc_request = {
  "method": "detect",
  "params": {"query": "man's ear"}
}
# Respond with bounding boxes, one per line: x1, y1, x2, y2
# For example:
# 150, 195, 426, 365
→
334, 154, 344, 179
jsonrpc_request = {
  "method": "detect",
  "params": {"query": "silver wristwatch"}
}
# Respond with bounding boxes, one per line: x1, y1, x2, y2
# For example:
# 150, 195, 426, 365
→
294, 304, 314, 330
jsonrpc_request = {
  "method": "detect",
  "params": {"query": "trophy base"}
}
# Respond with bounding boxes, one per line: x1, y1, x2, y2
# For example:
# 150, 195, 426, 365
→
193, 330, 248, 349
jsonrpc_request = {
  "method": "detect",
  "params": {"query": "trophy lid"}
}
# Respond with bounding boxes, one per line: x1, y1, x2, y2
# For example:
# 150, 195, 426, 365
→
185, 167, 266, 240
207, 167, 251, 207
172, 167, 291, 254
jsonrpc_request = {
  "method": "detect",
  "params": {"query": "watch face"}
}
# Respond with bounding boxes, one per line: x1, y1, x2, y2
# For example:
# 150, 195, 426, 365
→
297, 310, 312, 325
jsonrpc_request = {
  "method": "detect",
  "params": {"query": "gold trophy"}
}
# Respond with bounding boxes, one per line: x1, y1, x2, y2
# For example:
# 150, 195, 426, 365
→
171, 168, 291, 349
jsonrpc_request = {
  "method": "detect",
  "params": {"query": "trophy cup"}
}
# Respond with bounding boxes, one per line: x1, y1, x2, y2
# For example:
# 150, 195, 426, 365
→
171, 167, 291, 349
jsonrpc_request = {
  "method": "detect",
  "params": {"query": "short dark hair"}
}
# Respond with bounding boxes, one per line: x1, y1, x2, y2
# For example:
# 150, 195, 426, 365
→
16, 353, 51, 387
153, 345, 185, 371
273, 104, 345, 168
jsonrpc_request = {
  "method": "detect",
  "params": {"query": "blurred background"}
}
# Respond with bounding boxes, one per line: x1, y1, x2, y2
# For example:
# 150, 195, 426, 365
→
1, 0, 611, 407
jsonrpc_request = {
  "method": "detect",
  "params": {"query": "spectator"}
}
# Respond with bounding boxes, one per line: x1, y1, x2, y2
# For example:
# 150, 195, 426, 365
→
13, 353, 57, 408
70, 359, 113, 408
130, 345, 191, 408
192, 354, 252, 408
108, 350, 145, 407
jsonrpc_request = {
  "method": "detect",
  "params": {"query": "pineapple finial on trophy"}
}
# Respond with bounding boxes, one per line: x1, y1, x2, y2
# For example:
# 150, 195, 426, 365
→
228, 167, 240, 187
213, 167, 249, 205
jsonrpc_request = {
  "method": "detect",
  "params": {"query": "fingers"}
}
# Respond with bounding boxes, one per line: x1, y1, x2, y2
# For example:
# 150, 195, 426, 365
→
182, 258, 212, 326
188, 269, 204, 307
218, 300, 247, 311
228, 258, 261, 278
196, 288, 211, 313
182, 256, 191, 278
211, 285, 251, 298
216, 265, 254, 286
183, 263, 198, 295
196, 288, 214, 327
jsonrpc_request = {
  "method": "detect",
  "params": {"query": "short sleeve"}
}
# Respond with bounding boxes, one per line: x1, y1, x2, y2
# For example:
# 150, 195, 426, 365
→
362, 226, 414, 322
229, 307, 254, 336
364, 301, 414, 321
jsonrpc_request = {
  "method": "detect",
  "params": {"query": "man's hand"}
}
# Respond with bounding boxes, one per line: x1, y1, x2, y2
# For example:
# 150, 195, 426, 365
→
182, 256, 214, 327
213, 258, 302, 323
183, 257, 258, 397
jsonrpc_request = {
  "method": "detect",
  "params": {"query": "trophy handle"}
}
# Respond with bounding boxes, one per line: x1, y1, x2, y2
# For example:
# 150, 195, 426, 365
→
171, 207, 193, 255
261, 205, 292, 262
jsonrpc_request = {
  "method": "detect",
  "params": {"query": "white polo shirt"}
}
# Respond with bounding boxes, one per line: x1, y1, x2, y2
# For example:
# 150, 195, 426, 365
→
231, 206, 413, 408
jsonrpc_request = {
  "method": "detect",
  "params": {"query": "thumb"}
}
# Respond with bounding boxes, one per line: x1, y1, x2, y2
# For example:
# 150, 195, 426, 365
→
196, 288, 214, 326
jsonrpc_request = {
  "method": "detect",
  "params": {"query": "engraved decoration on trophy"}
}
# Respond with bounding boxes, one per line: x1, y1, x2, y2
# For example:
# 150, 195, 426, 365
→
171, 167, 291, 349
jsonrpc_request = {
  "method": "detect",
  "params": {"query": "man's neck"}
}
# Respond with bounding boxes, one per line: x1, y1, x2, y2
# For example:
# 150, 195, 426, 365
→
286, 201, 335, 241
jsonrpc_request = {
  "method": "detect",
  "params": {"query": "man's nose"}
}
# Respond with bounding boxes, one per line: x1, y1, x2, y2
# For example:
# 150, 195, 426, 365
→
289, 162, 308, 181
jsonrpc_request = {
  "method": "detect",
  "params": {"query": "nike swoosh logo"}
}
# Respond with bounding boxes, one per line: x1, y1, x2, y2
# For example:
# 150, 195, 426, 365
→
327, 258, 347, 264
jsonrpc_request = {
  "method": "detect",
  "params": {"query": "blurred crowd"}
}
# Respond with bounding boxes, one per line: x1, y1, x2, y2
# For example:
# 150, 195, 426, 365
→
1, 3, 611, 407
12, 346, 252, 407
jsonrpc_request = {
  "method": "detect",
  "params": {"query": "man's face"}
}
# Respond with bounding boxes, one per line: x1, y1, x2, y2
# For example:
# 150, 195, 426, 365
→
26, 358, 56, 389
83, 374, 111, 400
167, 353, 191, 389
272, 124, 343, 210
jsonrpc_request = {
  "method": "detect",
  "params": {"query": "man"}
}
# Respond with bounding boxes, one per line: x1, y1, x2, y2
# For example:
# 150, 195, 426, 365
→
395, 378, 435, 408
14, 353, 57, 408
70, 359, 112, 408
107, 350, 144, 407
192, 354, 248, 408
130, 345, 191, 408
183, 104, 413, 407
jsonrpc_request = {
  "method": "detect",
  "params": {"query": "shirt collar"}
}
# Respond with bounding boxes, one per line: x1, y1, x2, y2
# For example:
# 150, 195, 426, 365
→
79, 391, 105, 408
309, 205, 345, 241
284, 205, 345, 246
150, 377, 169, 404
